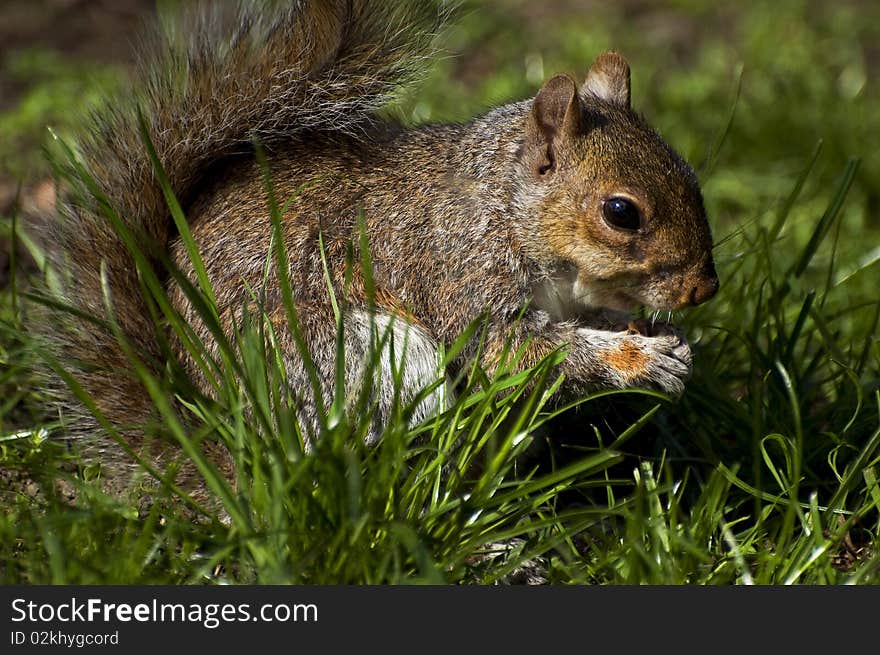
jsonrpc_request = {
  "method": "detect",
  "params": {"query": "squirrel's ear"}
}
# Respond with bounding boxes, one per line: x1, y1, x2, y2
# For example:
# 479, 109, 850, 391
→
527, 74, 583, 177
583, 51, 631, 108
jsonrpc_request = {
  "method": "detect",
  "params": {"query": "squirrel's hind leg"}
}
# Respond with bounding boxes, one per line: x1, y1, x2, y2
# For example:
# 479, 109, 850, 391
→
344, 308, 452, 444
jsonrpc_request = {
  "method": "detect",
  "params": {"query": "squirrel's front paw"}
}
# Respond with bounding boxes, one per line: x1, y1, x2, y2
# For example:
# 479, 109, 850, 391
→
577, 327, 693, 396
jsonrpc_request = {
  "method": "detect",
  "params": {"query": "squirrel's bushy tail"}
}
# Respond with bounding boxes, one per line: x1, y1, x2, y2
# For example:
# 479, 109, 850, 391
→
35, 0, 445, 453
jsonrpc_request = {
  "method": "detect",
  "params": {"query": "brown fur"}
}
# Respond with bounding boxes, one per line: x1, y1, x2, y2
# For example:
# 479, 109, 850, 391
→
597, 341, 651, 381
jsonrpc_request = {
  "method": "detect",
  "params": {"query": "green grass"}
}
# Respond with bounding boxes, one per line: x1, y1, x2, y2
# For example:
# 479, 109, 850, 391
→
0, 48, 123, 180
1, 0, 879, 584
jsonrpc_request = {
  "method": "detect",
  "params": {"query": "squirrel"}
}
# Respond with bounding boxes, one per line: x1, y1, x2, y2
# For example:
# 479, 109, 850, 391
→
31, 0, 718, 497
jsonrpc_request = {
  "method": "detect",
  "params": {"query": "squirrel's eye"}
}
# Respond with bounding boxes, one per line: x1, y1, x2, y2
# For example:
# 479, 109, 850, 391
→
602, 197, 642, 232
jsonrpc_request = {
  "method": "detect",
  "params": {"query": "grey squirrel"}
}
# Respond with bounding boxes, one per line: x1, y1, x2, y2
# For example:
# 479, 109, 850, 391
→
32, 0, 718, 496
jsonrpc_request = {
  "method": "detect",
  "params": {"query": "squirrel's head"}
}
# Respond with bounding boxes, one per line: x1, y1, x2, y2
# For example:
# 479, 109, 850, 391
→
520, 51, 718, 315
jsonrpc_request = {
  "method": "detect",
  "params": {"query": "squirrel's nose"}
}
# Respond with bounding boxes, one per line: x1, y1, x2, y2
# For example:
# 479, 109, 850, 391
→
687, 262, 719, 306
689, 276, 719, 305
